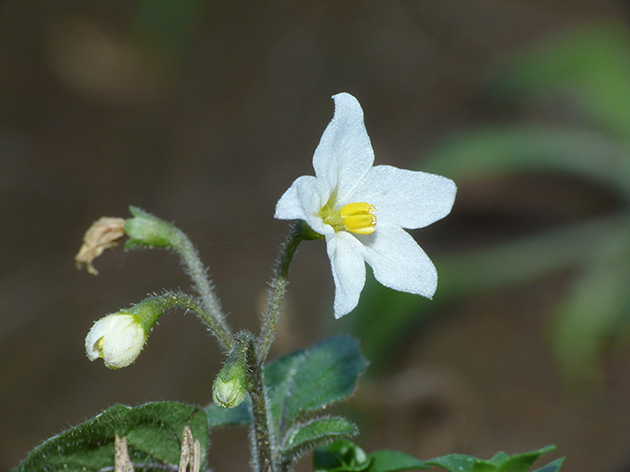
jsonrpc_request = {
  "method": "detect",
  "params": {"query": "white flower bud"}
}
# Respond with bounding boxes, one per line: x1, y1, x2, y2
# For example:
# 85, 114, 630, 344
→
85, 313, 146, 369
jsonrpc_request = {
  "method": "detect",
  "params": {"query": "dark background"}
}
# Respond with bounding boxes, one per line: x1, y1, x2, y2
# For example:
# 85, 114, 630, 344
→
2, 2, 630, 471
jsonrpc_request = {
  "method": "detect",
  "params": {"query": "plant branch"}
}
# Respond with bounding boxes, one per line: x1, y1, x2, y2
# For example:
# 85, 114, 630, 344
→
256, 222, 307, 364
240, 332, 275, 472
167, 227, 234, 350
125, 207, 234, 350
149, 292, 234, 350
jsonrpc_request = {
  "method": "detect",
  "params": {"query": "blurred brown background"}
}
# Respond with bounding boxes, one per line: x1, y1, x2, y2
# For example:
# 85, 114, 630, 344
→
2, 2, 630, 471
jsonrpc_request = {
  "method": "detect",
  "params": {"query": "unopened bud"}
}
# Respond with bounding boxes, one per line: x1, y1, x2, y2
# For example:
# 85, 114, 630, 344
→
85, 297, 165, 369
212, 343, 250, 408
85, 313, 146, 369
212, 375, 248, 409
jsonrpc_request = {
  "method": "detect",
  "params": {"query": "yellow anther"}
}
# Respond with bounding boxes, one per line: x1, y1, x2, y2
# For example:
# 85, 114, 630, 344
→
340, 202, 376, 234
340, 202, 376, 217
320, 199, 377, 234
97, 337, 105, 358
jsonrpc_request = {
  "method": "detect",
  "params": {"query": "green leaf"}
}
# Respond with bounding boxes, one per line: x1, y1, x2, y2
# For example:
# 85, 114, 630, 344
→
204, 336, 367, 432
532, 458, 565, 472
551, 229, 630, 382
266, 335, 368, 436
425, 445, 556, 472
205, 399, 252, 427
421, 125, 630, 198
15, 402, 208, 472
314, 440, 371, 472
316, 443, 559, 472
365, 451, 429, 472
281, 417, 358, 463
489, 23, 630, 137
419, 453, 494, 472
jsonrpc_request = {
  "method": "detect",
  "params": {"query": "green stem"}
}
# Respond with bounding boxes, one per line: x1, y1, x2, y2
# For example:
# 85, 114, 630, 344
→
126, 207, 234, 350
168, 227, 234, 350
256, 222, 307, 364
144, 293, 234, 350
240, 332, 275, 472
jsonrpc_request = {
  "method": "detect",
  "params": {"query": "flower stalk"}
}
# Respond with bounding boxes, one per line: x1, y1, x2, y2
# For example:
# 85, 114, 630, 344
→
86, 292, 230, 369
256, 221, 311, 365
125, 207, 234, 350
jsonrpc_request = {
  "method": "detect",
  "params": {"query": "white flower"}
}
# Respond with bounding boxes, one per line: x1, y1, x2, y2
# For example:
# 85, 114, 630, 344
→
85, 313, 147, 369
275, 93, 457, 318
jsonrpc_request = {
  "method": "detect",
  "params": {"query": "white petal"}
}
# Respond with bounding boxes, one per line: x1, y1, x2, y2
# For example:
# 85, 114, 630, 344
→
275, 175, 317, 221
85, 319, 107, 361
102, 318, 145, 369
275, 175, 332, 235
313, 93, 374, 201
348, 165, 456, 229
85, 313, 145, 369
326, 232, 366, 318
361, 225, 437, 298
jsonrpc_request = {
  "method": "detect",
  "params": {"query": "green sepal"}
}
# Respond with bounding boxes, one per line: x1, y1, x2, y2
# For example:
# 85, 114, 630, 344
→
15, 402, 208, 472
204, 335, 368, 433
124, 206, 174, 250
123, 296, 166, 332
298, 219, 326, 240
212, 337, 250, 409
280, 417, 358, 464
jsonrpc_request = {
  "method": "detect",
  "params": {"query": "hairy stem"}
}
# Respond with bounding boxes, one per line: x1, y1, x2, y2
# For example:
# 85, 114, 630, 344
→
126, 207, 234, 350
146, 292, 233, 349
168, 227, 234, 350
240, 333, 275, 472
256, 222, 306, 364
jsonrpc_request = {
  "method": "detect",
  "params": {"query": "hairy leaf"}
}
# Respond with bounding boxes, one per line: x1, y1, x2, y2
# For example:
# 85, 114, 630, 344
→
205, 398, 251, 427
15, 402, 207, 472
205, 336, 368, 435
281, 417, 358, 463
424, 445, 556, 472
315, 442, 560, 472
266, 335, 368, 436
314, 440, 371, 472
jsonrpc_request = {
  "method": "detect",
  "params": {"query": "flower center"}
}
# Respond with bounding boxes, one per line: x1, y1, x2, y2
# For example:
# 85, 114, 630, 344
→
321, 201, 377, 235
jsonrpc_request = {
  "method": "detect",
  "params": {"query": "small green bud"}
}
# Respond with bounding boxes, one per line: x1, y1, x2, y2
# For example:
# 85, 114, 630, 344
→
212, 342, 250, 408
124, 206, 174, 249
213, 375, 248, 409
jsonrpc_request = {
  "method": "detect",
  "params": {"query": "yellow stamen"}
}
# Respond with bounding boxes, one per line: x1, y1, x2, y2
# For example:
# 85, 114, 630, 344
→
321, 200, 377, 235
341, 202, 376, 234
97, 337, 105, 358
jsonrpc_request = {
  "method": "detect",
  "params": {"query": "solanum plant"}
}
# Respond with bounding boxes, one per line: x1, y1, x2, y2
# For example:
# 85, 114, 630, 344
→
15, 93, 562, 472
